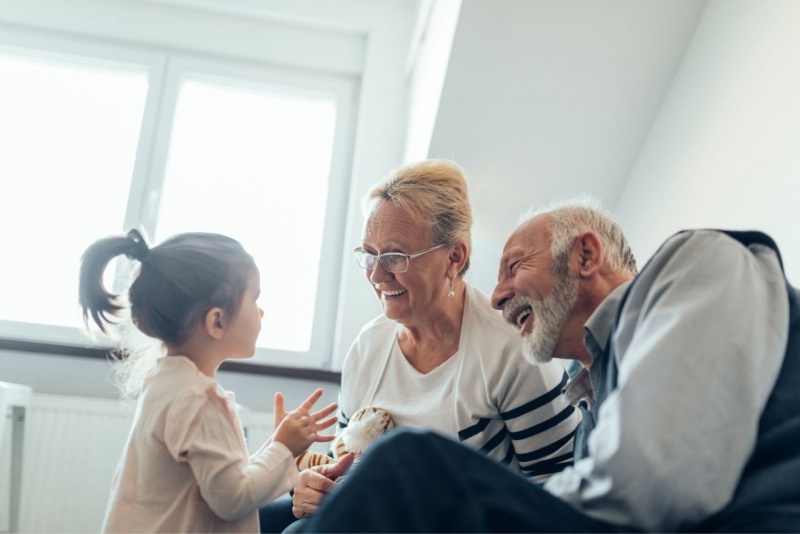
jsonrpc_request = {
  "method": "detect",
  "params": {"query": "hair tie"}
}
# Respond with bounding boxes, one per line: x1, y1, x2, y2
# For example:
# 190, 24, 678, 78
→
126, 229, 150, 262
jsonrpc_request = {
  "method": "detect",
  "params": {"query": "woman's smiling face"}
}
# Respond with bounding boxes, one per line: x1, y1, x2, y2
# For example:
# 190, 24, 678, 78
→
361, 201, 449, 327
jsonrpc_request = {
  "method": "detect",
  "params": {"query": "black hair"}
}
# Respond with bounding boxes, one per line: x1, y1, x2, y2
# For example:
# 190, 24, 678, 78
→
79, 230, 257, 347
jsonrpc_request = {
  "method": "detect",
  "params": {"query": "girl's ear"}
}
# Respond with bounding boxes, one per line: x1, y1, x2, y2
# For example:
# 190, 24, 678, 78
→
204, 307, 226, 340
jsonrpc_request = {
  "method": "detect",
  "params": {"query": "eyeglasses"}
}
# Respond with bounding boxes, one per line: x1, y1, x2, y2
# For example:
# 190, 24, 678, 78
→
353, 244, 446, 273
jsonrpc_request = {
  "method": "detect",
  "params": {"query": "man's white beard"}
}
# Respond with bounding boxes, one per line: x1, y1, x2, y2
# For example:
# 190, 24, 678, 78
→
520, 268, 579, 365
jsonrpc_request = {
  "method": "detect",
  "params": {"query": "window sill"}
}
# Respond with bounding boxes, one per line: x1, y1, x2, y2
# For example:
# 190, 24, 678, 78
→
0, 337, 341, 384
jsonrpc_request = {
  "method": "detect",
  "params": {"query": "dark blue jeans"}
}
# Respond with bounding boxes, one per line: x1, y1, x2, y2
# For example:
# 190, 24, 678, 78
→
259, 494, 310, 533
300, 428, 622, 533
258, 494, 295, 533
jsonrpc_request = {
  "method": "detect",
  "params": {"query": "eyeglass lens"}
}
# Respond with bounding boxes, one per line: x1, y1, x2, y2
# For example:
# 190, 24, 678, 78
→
369, 253, 407, 272
355, 250, 409, 273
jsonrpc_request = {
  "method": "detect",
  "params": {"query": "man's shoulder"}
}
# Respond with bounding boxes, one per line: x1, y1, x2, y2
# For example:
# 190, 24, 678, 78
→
658, 229, 779, 256
645, 229, 779, 275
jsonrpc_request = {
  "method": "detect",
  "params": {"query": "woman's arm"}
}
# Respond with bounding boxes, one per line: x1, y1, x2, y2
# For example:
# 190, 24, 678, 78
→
494, 341, 580, 482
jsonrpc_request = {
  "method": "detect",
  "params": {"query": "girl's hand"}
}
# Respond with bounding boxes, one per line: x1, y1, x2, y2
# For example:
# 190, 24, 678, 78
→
273, 389, 338, 457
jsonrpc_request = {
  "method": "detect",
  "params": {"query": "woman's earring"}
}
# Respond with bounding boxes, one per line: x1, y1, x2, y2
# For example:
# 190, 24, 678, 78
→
447, 278, 455, 298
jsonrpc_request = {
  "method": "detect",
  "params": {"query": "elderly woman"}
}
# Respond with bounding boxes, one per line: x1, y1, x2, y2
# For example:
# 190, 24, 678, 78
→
260, 159, 580, 532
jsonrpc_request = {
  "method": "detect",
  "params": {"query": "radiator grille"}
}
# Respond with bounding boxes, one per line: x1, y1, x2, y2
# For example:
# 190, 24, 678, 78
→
18, 394, 134, 533
14, 394, 274, 533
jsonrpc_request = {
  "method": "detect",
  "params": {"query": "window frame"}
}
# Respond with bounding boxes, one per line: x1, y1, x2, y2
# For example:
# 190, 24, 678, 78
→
0, 23, 358, 371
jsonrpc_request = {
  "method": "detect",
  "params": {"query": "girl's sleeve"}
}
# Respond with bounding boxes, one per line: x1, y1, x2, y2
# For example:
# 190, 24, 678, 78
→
164, 389, 299, 521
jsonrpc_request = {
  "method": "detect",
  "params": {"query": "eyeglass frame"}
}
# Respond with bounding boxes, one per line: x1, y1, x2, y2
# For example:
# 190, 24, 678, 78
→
353, 244, 447, 274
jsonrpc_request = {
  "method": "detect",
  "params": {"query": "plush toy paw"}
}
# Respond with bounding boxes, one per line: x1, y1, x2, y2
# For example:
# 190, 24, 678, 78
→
295, 406, 394, 470
294, 449, 335, 470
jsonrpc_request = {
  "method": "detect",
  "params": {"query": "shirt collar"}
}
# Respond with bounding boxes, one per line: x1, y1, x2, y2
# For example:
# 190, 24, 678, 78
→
562, 281, 632, 409
583, 281, 632, 357
563, 367, 594, 408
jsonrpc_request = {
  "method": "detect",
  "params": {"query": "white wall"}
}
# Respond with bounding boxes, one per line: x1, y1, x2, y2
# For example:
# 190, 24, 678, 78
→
615, 0, 800, 285
403, 0, 463, 163
427, 0, 706, 295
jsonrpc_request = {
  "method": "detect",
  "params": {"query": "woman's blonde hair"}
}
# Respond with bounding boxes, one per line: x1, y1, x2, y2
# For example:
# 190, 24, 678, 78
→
364, 159, 473, 276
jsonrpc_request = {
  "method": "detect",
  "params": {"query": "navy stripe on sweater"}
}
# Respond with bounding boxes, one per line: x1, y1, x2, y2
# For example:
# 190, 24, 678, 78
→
502, 442, 516, 465
521, 452, 574, 477
480, 426, 508, 453
515, 429, 576, 463
509, 405, 576, 440
458, 416, 491, 440
459, 372, 570, 440
500, 372, 569, 420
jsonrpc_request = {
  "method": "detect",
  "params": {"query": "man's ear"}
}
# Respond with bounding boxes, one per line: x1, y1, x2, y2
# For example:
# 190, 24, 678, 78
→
204, 307, 226, 340
576, 231, 603, 275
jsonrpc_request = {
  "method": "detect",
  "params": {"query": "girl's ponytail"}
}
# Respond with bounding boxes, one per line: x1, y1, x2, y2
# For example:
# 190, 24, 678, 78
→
79, 230, 149, 333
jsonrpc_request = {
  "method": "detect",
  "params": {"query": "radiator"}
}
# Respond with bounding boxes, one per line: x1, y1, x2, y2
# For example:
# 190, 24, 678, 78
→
11, 394, 274, 533
15, 394, 135, 533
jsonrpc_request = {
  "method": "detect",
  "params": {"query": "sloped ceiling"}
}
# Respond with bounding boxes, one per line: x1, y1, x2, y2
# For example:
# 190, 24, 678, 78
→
427, 0, 706, 289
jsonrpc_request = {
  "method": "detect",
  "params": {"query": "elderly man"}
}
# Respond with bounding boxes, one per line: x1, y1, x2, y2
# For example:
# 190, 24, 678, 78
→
302, 198, 800, 532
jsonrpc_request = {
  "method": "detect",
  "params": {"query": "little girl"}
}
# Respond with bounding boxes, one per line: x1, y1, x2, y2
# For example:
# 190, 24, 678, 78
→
79, 229, 337, 533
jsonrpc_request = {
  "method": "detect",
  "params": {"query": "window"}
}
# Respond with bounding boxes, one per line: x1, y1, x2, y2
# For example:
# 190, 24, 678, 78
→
0, 47, 150, 341
0, 28, 356, 369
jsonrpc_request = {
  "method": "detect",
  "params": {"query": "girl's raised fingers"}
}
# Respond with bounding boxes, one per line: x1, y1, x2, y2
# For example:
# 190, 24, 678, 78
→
314, 433, 336, 443
311, 402, 338, 421
315, 415, 339, 431
297, 388, 324, 411
273, 392, 286, 427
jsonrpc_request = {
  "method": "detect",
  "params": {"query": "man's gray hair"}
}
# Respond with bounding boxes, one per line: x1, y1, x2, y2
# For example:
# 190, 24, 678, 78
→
521, 194, 637, 276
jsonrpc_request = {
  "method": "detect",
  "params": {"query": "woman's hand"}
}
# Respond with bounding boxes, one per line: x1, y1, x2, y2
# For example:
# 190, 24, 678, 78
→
273, 388, 338, 457
292, 453, 355, 519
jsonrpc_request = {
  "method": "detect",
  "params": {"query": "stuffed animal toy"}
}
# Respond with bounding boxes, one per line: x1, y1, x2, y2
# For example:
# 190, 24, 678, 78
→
295, 406, 394, 470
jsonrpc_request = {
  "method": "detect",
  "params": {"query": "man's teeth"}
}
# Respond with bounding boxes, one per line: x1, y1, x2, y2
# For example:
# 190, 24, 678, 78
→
516, 309, 531, 327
